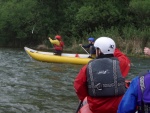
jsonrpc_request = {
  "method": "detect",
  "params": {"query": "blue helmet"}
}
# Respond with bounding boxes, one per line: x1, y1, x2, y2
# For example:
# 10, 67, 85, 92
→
88, 37, 95, 42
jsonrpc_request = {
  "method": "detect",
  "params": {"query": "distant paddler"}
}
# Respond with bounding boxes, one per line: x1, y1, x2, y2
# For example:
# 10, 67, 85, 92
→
48, 35, 64, 56
79, 37, 96, 58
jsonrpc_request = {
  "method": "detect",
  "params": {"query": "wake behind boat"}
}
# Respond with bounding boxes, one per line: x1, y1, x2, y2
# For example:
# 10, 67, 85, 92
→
24, 47, 92, 65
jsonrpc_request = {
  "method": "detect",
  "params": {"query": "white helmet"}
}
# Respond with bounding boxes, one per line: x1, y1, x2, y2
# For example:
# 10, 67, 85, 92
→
94, 37, 116, 54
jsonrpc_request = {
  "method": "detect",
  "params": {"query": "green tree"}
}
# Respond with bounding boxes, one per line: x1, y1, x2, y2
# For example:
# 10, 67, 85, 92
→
0, 0, 38, 46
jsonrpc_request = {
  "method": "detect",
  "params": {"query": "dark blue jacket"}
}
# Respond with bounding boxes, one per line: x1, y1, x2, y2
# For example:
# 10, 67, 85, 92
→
82, 44, 96, 54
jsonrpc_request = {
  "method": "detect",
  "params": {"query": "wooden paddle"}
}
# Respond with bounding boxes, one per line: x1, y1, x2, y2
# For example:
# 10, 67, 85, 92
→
80, 45, 90, 55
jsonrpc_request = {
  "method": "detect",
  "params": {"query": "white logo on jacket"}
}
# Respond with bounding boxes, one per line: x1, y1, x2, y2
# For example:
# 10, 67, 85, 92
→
97, 70, 109, 74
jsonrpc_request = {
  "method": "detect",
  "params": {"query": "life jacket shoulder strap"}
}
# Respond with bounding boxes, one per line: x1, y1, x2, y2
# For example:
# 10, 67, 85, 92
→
139, 70, 150, 93
138, 70, 150, 113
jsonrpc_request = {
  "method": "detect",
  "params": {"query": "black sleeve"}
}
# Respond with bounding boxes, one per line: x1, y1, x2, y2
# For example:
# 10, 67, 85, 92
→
82, 44, 91, 48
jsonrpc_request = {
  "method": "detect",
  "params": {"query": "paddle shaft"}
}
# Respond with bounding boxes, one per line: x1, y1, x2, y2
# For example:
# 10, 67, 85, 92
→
81, 46, 90, 55
75, 100, 83, 113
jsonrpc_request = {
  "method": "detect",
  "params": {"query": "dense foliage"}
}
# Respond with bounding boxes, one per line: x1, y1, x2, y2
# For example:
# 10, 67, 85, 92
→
0, 0, 149, 52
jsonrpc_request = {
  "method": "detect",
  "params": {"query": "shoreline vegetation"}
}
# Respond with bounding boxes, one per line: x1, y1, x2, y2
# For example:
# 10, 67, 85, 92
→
35, 37, 150, 58
0, 0, 149, 57
0, 38, 149, 58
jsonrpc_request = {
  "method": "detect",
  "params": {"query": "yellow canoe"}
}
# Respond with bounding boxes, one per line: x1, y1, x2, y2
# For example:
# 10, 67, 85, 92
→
24, 47, 92, 65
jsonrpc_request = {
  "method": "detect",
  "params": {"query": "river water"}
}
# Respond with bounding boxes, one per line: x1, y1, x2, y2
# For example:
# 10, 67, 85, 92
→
0, 48, 149, 113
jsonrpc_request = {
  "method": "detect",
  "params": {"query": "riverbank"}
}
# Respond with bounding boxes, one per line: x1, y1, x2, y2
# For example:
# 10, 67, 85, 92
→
1, 37, 149, 58
34, 43, 150, 59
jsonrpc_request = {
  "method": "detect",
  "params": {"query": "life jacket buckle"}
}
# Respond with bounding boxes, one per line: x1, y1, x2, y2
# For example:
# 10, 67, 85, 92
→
95, 83, 103, 90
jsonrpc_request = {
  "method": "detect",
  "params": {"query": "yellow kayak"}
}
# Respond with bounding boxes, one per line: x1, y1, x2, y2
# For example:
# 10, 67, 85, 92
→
24, 47, 92, 65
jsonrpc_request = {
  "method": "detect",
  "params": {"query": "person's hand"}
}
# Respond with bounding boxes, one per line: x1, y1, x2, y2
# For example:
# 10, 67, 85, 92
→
48, 37, 51, 40
79, 44, 82, 46
144, 47, 150, 56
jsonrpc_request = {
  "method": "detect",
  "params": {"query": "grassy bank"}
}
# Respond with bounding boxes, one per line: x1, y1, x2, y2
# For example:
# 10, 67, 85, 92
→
36, 37, 150, 58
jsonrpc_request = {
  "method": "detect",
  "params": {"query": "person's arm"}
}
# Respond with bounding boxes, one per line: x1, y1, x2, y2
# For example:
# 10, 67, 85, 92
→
114, 48, 131, 77
118, 77, 138, 113
74, 65, 88, 101
48, 37, 60, 45
82, 44, 91, 48
144, 47, 150, 56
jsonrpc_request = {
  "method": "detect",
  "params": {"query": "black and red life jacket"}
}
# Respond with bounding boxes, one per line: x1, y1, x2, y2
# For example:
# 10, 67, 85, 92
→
54, 41, 64, 51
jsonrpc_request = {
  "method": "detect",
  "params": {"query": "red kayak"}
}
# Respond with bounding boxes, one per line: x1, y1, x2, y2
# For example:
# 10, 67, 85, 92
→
77, 80, 131, 113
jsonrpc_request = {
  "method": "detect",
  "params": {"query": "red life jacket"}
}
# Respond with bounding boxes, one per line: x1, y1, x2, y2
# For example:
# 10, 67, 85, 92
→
54, 41, 64, 51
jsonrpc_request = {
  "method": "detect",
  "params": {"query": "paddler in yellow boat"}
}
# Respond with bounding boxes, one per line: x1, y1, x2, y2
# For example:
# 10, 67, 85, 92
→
48, 35, 64, 56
